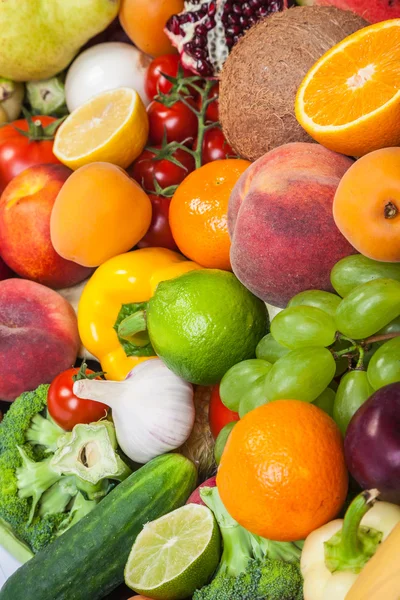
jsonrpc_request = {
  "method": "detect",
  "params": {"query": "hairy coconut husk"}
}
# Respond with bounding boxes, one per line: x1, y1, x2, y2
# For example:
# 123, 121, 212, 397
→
178, 385, 216, 484
219, 6, 368, 161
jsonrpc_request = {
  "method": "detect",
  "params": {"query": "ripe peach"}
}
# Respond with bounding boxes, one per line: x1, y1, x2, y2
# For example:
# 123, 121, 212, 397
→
228, 142, 357, 307
0, 164, 93, 289
333, 147, 400, 262
0, 279, 80, 401
50, 162, 152, 267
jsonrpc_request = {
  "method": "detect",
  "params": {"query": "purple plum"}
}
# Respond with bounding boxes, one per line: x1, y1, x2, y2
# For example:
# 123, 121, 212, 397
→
344, 382, 400, 504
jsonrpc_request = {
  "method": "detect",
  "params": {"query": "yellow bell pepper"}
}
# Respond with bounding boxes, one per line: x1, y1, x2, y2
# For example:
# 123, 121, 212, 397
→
78, 247, 201, 381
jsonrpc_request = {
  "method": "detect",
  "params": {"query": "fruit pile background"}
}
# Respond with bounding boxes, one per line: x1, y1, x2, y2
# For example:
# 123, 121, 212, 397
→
1, 0, 400, 599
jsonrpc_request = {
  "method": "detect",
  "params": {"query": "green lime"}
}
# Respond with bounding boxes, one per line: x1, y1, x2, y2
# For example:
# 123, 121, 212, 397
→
147, 269, 269, 385
124, 504, 221, 600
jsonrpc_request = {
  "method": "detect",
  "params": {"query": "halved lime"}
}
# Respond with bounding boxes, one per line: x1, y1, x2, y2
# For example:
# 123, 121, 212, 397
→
124, 503, 221, 600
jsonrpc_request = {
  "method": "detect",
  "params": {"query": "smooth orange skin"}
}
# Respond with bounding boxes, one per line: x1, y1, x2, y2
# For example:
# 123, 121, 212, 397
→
119, 0, 184, 57
217, 399, 348, 542
169, 159, 251, 270
50, 162, 152, 268
333, 147, 400, 262
0, 164, 92, 289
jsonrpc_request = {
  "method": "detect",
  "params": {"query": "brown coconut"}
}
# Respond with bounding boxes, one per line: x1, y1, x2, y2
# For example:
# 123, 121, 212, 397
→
219, 6, 368, 162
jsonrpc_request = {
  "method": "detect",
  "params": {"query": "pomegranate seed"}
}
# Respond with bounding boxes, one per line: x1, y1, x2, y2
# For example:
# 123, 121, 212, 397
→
197, 59, 212, 76
226, 25, 241, 36
205, 17, 215, 30
208, 1, 217, 15
228, 13, 240, 24
248, 15, 258, 25
233, 34, 242, 43
232, 3, 243, 14
193, 34, 207, 47
193, 48, 207, 58
242, 3, 253, 16
225, 36, 234, 47
249, 0, 261, 7
166, 15, 181, 35
239, 15, 248, 26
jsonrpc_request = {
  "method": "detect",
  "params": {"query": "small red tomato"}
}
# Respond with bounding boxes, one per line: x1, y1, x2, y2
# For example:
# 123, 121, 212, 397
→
195, 127, 235, 164
208, 384, 239, 440
129, 146, 195, 193
47, 362, 108, 430
197, 83, 219, 122
145, 55, 190, 100
137, 194, 178, 251
147, 99, 198, 145
0, 115, 61, 195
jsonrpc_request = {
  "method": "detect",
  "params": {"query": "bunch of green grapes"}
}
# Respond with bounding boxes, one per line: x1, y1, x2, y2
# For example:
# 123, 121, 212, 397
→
219, 255, 400, 443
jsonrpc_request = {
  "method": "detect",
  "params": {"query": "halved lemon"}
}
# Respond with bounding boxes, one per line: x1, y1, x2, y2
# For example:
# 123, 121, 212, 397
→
53, 87, 148, 170
295, 19, 400, 157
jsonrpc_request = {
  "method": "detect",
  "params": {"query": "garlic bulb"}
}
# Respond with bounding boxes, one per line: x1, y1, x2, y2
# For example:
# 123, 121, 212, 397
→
73, 359, 195, 464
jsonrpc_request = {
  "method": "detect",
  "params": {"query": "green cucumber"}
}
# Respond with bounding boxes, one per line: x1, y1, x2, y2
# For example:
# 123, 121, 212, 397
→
0, 454, 197, 600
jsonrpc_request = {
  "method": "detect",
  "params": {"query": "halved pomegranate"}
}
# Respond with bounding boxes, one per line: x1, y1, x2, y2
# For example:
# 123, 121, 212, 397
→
165, 0, 293, 77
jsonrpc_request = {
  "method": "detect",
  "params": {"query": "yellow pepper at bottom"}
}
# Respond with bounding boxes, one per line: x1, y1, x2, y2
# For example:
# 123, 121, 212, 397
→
78, 247, 201, 381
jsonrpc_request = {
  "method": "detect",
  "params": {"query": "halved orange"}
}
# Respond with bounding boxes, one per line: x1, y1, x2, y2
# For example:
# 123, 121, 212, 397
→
295, 19, 400, 157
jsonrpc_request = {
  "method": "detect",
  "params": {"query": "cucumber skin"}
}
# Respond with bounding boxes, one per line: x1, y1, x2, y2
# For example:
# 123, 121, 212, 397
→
0, 454, 197, 600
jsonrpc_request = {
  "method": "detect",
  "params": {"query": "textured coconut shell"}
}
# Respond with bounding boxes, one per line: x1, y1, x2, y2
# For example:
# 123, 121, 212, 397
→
219, 6, 368, 161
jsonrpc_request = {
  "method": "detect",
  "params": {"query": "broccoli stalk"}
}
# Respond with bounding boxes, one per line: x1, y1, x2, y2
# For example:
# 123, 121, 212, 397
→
38, 477, 78, 517
194, 487, 304, 600
0, 517, 34, 565
16, 447, 62, 524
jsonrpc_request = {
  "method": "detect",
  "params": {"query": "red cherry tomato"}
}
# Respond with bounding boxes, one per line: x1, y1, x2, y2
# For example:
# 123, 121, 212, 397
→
47, 363, 108, 430
194, 127, 235, 164
209, 384, 239, 440
197, 83, 219, 122
0, 115, 61, 195
129, 146, 195, 193
137, 194, 178, 251
147, 99, 198, 145
145, 55, 190, 100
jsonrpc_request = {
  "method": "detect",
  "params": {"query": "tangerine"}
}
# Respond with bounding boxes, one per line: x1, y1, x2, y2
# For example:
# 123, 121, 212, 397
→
217, 399, 348, 541
169, 159, 251, 270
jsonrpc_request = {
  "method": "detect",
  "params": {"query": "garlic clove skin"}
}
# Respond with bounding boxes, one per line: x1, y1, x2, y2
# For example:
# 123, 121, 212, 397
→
73, 359, 195, 464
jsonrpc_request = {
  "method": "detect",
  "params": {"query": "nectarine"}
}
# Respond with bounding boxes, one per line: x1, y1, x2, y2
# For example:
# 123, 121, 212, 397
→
0, 164, 92, 288
228, 143, 357, 307
333, 147, 400, 262
0, 279, 80, 401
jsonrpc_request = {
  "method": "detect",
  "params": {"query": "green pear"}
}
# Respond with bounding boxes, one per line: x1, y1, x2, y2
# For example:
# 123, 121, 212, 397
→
0, 0, 120, 82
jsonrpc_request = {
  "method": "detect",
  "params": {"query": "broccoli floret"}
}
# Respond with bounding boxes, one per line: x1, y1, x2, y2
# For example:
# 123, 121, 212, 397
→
0, 385, 50, 458
25, 413, 64, 452
194, 557, 303, 600
194, 487, 304, 600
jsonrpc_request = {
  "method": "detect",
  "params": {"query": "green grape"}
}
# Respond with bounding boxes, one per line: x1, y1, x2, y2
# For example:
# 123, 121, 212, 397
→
271, 306, 336, 349
363, 342, 381, 368
264, 347, 336, 402
220, 359, 271, 412
331, 254, 400, 297
333, 370, 374, 435
335, 278, 400, 339
367, 337, 400, 390
377, 315, 400, 336
287, 290, 341, 316
312, 387, 336, 417
256, 333, 289, 363
239, 391, 268, 418
214, 421, 236, 465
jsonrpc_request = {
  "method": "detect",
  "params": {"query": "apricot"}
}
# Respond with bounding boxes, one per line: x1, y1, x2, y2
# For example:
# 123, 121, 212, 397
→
228, 142, 357, 307
333, 148, 400, 262
50, 162, 152, 267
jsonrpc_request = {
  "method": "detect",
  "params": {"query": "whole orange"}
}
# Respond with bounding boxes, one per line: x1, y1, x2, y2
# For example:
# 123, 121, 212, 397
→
169, 159, 251, 270
217, 400, 348, 541
119, 0, 183, 57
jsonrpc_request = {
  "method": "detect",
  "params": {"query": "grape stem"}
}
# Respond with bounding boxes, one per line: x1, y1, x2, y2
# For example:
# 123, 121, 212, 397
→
363, 332, 400, 345
332, 330, 400, 371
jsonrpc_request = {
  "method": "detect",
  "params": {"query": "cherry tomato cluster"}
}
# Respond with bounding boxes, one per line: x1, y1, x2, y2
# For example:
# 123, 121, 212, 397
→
128, 55, 236, 250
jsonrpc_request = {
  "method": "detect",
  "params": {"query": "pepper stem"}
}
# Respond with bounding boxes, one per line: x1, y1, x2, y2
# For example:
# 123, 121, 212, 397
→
324, 489, 382, 574
118, 310, 149, 347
